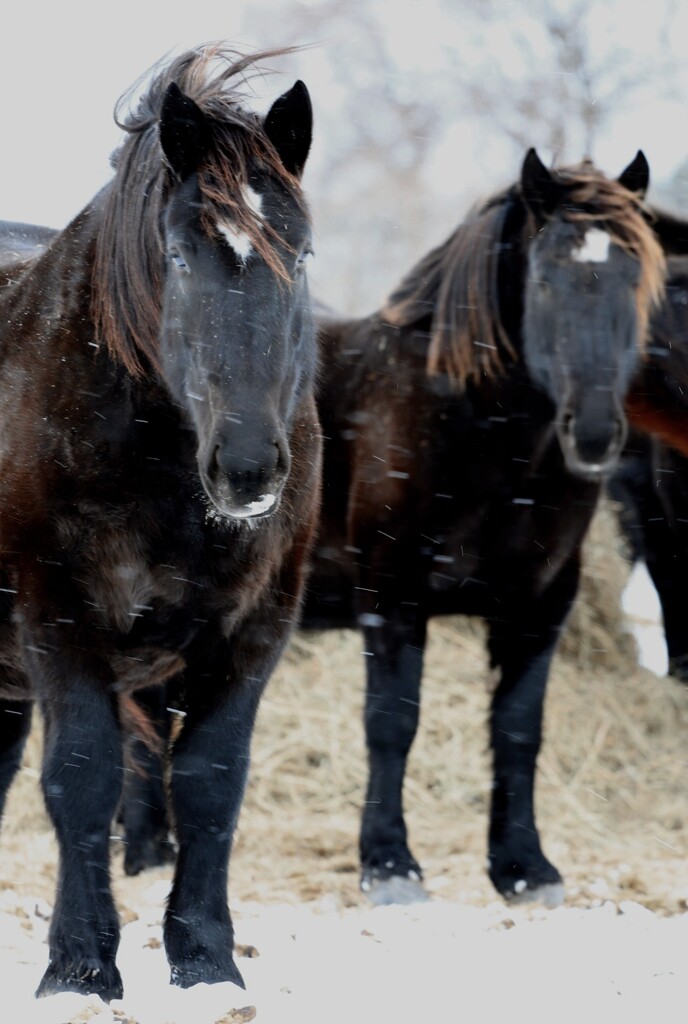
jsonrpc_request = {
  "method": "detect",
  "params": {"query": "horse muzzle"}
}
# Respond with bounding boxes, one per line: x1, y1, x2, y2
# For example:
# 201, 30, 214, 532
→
200, 435, 291, 521
556, 406, 627, 482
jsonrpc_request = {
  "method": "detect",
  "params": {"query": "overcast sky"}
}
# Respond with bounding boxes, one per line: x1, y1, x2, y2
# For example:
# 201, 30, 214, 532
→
0, 0, 685, 231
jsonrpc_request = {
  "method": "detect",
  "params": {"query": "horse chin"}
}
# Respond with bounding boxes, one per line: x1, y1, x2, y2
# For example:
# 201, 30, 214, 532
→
559, 443, 619, 483
203, 483, 281, 525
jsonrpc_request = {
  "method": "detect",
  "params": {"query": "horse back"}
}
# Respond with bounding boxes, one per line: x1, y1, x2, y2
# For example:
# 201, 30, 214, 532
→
0, 220, 57, 277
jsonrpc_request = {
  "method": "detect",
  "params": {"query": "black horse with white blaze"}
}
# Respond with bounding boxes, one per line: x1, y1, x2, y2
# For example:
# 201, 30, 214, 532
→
0, 45, 321, 1001
302, 150, 665, 905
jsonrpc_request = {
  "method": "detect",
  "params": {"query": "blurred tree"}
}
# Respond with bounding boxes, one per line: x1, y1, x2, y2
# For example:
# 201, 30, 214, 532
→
241, 0, 687, 313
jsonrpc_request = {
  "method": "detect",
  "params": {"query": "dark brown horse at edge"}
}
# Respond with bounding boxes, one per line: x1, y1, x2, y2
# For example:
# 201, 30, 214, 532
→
0, 44, 321, 1001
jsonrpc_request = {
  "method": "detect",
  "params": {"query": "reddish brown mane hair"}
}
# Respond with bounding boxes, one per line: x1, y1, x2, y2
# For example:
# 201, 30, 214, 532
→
627, 256, 688, 458
93, 44, 307, 376
382, 161, 666, 386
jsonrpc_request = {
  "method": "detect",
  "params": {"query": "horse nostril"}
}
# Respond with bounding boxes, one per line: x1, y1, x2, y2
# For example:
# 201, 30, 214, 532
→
274, 440, 286, 475
212, 437, 287, 488
613, 415, 628, 451
561, 411, 575, 438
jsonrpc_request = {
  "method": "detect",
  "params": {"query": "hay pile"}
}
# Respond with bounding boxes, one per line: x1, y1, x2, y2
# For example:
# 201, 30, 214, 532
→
2, 499, 687, 917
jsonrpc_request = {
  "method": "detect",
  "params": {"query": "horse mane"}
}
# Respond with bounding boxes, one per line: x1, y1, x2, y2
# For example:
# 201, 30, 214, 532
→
382, 162, 666, 386
646, 205, 688, 256
93, 44, 306, 376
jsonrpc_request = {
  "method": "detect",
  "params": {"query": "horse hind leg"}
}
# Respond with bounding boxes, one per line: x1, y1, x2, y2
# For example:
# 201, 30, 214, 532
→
121, 686, 175, 876
0, 699, 32, 822
359, 608, 428, 905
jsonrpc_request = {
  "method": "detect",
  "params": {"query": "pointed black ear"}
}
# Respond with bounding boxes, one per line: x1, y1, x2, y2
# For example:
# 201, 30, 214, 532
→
520, 147, 565, 219
159, 82, 210, 181
264, 80, 312, 178
618, 150, 650, 197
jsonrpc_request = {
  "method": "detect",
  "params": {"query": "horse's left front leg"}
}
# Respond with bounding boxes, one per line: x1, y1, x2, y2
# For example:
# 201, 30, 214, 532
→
486, 557, 581, 907
164, 617, 290, 989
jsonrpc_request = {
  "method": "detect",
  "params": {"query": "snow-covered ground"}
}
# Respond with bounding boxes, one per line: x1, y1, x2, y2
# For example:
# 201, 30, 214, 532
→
2, 879, 687, 1024
0, 562, 680, 1024
620, 560, 668, 676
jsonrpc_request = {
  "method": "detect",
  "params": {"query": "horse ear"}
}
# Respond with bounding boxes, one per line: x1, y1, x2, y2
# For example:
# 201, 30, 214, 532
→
264, 80, 312, 178
520, 148, 565, 219
159, 82, 210, 181
617, 150, 650, 197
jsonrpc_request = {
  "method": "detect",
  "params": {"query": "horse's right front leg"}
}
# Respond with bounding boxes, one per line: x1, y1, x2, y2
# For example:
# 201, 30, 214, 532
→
24, 636, 124, 1001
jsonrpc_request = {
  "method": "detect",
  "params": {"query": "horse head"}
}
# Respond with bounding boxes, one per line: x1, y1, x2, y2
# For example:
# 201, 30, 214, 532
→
95, 51, 315, 524
520, 148, 663, 480
155, 78, 314, 520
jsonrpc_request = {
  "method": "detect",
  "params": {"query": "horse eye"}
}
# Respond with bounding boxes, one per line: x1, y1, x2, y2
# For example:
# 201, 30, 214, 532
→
296, 247, 314, 271
169, 251, 188, 270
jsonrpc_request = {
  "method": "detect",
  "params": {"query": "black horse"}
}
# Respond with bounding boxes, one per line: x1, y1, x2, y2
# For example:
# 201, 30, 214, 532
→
301, 150, 666, 906
114, 152, 675, 904
612, 254, 688, 681
0, 45, 321, 1001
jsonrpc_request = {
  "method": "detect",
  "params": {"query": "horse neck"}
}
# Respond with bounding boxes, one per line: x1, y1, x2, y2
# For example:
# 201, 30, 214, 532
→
4, 198, 103, 329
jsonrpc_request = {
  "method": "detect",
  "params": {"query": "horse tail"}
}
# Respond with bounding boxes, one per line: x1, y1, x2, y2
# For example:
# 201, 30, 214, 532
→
119, 693, 164, 755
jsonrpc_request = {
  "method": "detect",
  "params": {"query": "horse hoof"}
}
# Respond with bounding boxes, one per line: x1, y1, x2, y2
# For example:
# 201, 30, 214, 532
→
362, 873, 430, 906
170, 959, 245, 990
505, 880, 566, 908
36, 959, 123, 1002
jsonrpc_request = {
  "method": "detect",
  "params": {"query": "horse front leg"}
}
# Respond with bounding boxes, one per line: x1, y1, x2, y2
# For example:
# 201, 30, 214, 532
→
164, 613, 292, 989
486, 559, 580, 906
31, 654, 124, 1000
359, 601, 428, 905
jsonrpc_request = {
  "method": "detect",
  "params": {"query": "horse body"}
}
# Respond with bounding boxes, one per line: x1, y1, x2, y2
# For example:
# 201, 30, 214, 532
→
302, 150, 665, 905
612, 254, 688, 680
307, 306, 600, 905
0, 46, 320, 1000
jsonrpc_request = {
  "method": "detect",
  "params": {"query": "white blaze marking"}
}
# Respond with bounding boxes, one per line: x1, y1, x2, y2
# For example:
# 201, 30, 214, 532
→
572, 228, 610, 263
216, 185, 264, 264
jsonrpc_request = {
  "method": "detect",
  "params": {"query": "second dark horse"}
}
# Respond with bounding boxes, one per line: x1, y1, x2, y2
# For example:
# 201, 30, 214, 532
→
304, 149, 665, 905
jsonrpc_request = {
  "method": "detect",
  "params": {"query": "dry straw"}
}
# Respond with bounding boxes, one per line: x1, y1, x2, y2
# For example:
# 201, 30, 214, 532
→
3, 499, 687, 915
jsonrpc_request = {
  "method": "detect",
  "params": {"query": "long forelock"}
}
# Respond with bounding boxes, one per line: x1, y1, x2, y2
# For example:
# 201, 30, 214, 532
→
381, 162, 667, 389
92, 44, 306, 376
547, 166, 666, 338
197, 123, 304, 281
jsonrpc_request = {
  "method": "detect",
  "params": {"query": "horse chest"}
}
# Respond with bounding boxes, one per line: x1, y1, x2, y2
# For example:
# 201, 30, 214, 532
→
86, 539, 192, 637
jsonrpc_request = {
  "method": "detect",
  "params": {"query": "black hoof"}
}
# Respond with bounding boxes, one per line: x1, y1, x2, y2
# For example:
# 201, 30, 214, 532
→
361, 858, 428, 906
489, 851, 564, 907
362, 873, 429, 905
170, 959, 245, 990
36, 958, 123, 1002
504, 880, 566, 907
